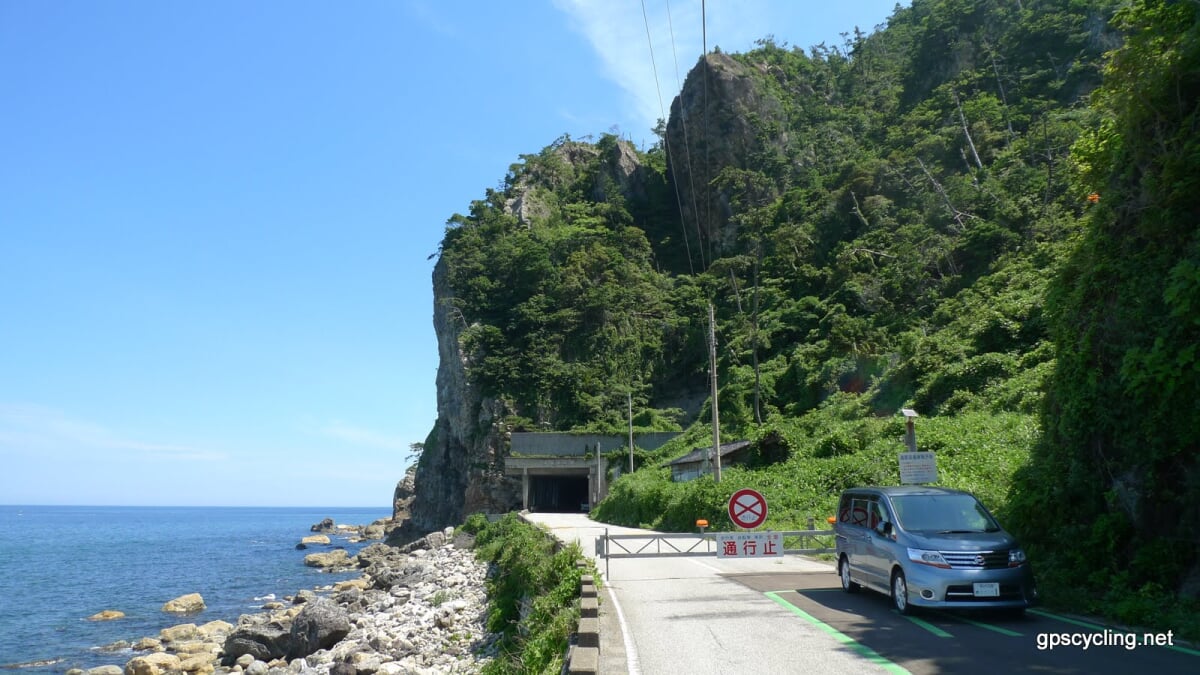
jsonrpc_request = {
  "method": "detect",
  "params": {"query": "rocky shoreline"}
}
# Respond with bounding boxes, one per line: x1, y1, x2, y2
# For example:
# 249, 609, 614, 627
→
69, 523, 499, 675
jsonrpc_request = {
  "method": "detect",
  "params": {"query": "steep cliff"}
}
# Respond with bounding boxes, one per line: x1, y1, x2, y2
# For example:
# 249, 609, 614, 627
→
665, 51, 785, 260
406, 254, 519, 533
406, 137, 670, 533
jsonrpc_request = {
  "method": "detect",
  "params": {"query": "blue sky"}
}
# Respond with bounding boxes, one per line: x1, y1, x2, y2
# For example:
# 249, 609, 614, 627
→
1, 1, 904, 507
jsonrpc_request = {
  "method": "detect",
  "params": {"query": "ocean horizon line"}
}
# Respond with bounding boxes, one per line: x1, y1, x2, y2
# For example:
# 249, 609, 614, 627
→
0, 503, 393, 509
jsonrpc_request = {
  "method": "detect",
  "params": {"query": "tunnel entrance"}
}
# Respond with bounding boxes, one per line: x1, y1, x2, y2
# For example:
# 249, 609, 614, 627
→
529, 475, 590, 512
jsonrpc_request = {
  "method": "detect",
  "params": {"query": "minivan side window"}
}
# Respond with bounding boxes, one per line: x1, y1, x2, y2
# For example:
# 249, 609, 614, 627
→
839, 494, 874, 528
868, 500, 889, 530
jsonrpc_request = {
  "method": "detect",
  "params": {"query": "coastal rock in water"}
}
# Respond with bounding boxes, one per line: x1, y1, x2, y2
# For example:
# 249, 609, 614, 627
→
161, 593, 206, 614
300, 534, 330, 546
87, 610, 125, 621
124, 652, 181, 675
87, 666, 124, 675
310, 518, 335, 533
131, 637, 162, 652
288, 597, 350, 658
304, 549, 350, 569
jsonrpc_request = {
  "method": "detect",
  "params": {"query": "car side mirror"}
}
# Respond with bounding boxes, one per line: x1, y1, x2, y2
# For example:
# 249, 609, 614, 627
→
875, 521, 893, 536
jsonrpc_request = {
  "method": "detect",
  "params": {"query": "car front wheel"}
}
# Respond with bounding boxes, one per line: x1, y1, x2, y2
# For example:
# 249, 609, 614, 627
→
891, 569, 911, 615
839, 556, 860, 593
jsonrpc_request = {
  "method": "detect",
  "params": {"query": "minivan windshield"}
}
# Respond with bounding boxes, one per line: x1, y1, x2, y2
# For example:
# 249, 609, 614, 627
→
890, 493, 1000, 533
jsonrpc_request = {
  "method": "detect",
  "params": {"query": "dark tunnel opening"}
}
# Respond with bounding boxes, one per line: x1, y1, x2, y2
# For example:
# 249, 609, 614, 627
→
528, 474, 590, 512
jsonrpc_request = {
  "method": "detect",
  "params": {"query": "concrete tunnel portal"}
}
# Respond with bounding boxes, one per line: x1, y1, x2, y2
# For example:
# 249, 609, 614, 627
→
504, 431, 682, 512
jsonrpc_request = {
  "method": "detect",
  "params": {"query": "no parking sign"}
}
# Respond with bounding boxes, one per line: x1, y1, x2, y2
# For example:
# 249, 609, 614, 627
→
727, 488, 768, 529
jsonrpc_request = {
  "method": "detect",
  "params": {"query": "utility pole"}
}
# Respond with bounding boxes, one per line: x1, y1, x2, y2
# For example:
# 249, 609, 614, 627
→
628, 390, 635, 474
709, 302, 722, 483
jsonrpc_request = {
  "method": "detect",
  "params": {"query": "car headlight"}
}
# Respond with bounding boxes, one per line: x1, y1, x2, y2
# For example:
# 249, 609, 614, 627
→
907, 548, 951, 568
1009, 548, 1027, 567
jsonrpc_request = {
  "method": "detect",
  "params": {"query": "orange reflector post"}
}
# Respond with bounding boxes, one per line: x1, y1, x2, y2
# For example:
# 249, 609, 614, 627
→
826, 516, 836, 525
696, 519, 709, 528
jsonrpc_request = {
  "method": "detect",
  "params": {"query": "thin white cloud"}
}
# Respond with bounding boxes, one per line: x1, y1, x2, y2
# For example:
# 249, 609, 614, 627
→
0, 403, 226, 461
553, 0, 690, 132
403, 0, 460, 38
552, 0, 781, 133
322, 421, 411, 453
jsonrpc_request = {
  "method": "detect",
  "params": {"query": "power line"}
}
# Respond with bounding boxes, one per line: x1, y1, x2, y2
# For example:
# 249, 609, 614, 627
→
640, 0, 697, 275
665, 0, 706, 273
702, 0, 713, 268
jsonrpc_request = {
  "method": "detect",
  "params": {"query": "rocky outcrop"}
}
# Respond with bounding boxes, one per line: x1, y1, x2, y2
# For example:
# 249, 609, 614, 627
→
161, 593, 205, 615
408, 255, 518, 535
666, 51, 786, 255
391, 464, 416, 522
158, 623, 199, 644
222, 621, 291, 663
592, 138, 648, 203
286, 597, 349, 659
413, 138, 657, 537
87, 610, 125, 621
302, 549, 351, 570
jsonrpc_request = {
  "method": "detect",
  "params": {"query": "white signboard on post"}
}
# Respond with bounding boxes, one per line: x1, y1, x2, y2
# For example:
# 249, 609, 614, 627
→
899, 451, 938, 484
716, 531, 784, 558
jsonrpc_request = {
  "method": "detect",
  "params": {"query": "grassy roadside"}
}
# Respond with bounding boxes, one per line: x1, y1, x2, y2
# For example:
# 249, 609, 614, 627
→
461, 513, 596, 674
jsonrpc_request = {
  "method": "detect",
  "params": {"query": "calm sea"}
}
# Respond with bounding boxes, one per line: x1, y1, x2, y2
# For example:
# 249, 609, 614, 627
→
0, 505, 391, 672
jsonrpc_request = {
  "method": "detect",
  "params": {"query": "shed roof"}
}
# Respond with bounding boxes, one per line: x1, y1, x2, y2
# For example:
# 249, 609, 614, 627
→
663, 439, 752, 467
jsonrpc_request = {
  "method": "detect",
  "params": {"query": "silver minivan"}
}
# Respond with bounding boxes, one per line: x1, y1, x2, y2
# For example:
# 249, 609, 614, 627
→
834, 486, 1037, 615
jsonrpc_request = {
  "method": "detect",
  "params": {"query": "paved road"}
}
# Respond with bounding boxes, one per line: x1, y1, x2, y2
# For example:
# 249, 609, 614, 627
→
525, 512, 890, 675
525, 513, 1200, 675
738, 571, 1199, 674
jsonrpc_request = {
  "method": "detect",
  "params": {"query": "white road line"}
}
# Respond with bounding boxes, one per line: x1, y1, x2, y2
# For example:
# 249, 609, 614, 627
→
603, 576, 641, 675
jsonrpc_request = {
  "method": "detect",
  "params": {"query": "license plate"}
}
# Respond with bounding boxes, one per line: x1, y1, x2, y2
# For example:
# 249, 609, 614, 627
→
973, 582, 1000, 597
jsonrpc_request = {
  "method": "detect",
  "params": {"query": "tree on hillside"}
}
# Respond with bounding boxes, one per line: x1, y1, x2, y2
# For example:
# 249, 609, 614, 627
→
1009, 0, 1200, 620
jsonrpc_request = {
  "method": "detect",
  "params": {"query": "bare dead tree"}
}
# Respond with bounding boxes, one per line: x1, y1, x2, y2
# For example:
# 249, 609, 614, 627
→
989, 50, 1016, 140
953, 89, 984, 170
850, 190, 873, 229
916, 158, 972, 231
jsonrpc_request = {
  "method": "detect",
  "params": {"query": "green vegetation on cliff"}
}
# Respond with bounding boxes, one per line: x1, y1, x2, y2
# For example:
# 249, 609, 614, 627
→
1007, 0, 1200, 634
436, 0, 1198, 636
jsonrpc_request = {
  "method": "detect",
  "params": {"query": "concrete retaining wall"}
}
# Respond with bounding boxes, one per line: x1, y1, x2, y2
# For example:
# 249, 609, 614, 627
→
569, 569, 601, 674
510, 431, 679, 457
